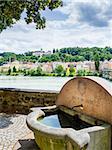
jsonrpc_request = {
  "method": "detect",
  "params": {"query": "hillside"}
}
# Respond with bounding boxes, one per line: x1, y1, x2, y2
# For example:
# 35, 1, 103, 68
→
0, 47, 112, 65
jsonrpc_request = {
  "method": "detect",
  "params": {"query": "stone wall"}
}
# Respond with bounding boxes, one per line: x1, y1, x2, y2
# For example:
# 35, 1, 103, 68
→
0, 88, 59, 114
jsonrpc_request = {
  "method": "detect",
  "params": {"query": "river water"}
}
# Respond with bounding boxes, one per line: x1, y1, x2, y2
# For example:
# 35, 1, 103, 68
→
0, 76, 72, 91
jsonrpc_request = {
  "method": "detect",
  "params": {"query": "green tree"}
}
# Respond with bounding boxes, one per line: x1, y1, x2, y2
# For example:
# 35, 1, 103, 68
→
0, 46, 112, 64
13, 66, 17, 73
0, 57, 5, 65
53, 49, 55, 53
39, 54, 60, 62
8, 68, 11, 75
36, 66, 43, 76
29, 69, 36, 76
77, 69, 86, 76
27, 67, 43, 76
25, 51, 33, 56
54, 65, 64, 76
69, 65, 76, 77
50, 54, 60, 61
1, 52, 16, 62
94, 53, 100, 72
0, 0, 62, 32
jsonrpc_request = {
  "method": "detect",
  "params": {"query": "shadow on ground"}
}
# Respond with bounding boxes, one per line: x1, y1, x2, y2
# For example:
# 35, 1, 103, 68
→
0, 114, 14, 128
17, 139, 40, 150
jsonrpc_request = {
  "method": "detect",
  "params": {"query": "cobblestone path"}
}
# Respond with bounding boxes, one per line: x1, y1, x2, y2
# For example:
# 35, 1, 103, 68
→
0, 113, 36, 150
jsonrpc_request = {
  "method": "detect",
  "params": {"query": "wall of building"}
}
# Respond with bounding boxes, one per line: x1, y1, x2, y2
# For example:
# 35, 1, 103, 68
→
0, 88, 58, 114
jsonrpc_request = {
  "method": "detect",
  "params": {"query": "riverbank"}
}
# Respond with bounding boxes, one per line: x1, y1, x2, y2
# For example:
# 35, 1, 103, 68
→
0, 76, 72, 91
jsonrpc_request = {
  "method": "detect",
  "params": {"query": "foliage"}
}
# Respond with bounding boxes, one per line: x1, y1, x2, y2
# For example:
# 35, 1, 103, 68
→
38, 53, 60, 62
66, 68, 70, 76
25, 51, 33, 56
16, 54, 39, 62
12, 66, 17, 72
45, 47, 112, 62
0, 57, 5, 65
69, 65, 76, 77
77, 69, 85, 76
54, 65, 64, 76
0, 0, 63, 32
59, 47, 112, 62
22, 66, 43, 76
7, 67, 11, 75
76, 69, 100, 77
77, 69, 89, 76
0, 52, 16, 63
0, 47, 112, 64
36, 66, 43, 76
94, 52, 100, 71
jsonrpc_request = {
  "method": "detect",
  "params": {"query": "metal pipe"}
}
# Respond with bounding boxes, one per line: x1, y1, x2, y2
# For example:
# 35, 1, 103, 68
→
72, 104, 83, 109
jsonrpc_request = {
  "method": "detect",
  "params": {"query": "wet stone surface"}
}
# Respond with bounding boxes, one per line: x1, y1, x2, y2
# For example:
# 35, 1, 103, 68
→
0, 113, 38, 150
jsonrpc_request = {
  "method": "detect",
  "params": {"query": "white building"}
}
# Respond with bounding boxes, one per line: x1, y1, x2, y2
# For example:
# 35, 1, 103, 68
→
32, 50, 52, 57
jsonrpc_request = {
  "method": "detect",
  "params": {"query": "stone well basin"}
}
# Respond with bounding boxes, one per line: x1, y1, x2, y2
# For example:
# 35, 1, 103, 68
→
26, 105, 111, 150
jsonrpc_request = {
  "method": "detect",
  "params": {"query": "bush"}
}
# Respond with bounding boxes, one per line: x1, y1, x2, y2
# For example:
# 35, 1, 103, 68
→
77, 69, 86, 76
54, 65, 64, 76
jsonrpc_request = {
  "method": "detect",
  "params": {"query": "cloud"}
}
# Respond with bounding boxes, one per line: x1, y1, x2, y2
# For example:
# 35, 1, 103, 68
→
0, 0, 111, 53
41, 9, 69, 21
77, 3, 108, 27
58, 0, 112, 27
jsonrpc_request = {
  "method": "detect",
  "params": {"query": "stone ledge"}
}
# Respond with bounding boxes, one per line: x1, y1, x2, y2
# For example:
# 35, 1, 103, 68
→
0, 89, 58, 114
0, 88, 59, 93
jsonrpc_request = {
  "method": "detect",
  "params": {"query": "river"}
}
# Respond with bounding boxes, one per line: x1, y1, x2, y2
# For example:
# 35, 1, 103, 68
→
0, 76, 72, 91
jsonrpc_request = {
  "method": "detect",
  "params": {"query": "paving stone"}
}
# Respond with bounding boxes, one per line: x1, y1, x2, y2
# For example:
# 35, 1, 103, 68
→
0, 113, 33, 150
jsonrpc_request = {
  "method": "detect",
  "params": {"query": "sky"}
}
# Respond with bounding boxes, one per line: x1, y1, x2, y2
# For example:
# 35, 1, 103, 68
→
0, 0, 112, 54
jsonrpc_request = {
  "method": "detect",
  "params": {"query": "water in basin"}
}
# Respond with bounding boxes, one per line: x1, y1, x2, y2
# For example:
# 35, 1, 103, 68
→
40, 114, 61, 128
39, 111, 93, 130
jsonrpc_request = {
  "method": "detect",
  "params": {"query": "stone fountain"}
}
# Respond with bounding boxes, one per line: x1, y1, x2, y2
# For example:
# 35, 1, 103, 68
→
27, 77, 112, 150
